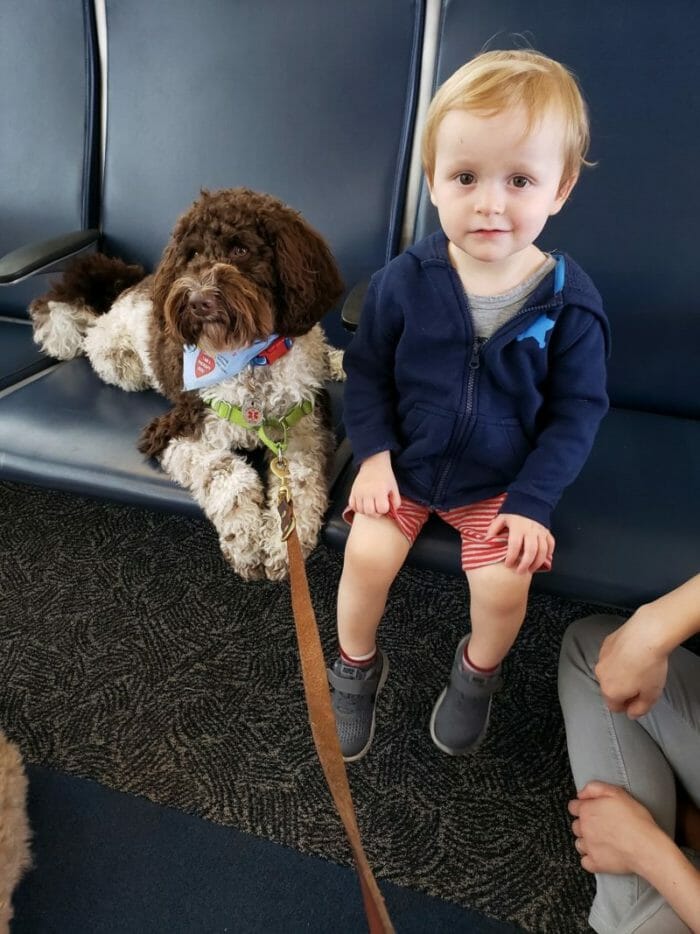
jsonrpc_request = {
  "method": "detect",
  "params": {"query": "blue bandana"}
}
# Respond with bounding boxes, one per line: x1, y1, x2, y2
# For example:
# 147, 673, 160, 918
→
182, 335, 279, 390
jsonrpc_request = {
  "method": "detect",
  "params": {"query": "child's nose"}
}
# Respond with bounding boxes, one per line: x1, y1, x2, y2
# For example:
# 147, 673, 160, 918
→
475, 183, 505, 215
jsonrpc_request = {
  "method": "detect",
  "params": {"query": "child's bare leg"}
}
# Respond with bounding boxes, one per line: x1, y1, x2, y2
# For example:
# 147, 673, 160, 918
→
336, 513, 411, 656
465, 561, 532, 669
330, 513, 411, 762
430, 560, 531, 756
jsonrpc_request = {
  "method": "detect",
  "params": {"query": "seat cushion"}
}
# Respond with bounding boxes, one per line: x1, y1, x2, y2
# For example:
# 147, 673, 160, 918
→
0, 357, 347, 514
0, 318, 53, 391
323, 407, 700, 609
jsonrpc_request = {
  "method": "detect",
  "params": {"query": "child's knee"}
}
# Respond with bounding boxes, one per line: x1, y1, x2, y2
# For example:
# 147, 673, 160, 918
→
343, 517, 407, 582
468, 561, 531, 614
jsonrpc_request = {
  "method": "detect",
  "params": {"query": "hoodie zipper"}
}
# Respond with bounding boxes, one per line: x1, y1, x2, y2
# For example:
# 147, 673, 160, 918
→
430, 295, 560, 505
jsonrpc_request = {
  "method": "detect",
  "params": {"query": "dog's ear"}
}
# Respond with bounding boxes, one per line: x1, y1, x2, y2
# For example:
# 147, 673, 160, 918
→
152, 238, 180, 321
267, 210, 344, 335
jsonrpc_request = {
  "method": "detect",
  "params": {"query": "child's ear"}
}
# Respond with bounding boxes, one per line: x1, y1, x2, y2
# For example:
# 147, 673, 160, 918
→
551, 173, 579, 215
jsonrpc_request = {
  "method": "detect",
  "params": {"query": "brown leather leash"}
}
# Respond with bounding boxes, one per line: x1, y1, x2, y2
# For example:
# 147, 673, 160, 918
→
272, 456, 395, 934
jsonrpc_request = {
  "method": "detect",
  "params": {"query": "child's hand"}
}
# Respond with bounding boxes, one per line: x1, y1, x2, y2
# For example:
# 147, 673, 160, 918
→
568, 782, 663, 877
594, 613, 669, 718
348, 451, 401, 517
486, 513, 554, 574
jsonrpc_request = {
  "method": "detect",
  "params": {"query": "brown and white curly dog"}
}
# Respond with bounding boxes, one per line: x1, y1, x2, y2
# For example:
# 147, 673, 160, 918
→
31, 188, 345, 580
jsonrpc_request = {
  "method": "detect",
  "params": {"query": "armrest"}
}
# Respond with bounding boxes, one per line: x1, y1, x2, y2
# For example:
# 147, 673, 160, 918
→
341, 278, 370, 332
0, 229, 99, 284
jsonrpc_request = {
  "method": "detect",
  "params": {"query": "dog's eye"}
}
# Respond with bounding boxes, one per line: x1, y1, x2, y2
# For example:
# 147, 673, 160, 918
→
229, 244, 248, 258
185, 249, 200, 262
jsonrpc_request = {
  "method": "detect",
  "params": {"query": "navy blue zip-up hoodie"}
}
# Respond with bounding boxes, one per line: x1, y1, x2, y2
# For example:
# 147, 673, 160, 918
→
343, 231, 610, 529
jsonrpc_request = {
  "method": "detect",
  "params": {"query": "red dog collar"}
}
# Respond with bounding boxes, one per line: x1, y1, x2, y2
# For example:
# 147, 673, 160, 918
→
251, 336, 293, 366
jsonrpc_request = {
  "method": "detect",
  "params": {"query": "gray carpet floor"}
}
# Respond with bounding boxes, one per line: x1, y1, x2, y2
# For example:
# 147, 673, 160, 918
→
0, 479, 618, 932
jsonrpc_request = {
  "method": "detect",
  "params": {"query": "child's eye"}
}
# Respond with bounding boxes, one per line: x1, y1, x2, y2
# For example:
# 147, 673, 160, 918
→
511, 176, 531, 189
457, 172, 475, 186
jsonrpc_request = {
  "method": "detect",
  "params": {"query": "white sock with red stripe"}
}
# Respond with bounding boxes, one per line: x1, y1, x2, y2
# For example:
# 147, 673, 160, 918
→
461, 643, 499, 676
339, 646, 377, 669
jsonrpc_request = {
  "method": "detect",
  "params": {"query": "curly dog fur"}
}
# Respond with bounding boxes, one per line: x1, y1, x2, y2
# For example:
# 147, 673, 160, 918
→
0, 730, 30, 933
30, 188, 345, 580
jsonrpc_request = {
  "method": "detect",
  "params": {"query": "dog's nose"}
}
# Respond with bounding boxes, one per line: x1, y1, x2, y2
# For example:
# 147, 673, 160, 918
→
187, 291, 215, 315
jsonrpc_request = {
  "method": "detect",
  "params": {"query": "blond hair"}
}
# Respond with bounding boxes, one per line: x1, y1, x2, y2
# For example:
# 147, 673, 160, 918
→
421, 49, 591, 188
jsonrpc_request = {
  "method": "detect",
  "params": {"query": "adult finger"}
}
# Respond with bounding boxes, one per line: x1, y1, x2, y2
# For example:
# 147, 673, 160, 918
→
604, 697, 629, 714
626, 687, 661, 719
579, 781, 618, 799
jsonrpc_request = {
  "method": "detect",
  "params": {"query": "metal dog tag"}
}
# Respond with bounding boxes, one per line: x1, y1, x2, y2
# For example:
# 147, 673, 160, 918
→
243, 400, 263, 426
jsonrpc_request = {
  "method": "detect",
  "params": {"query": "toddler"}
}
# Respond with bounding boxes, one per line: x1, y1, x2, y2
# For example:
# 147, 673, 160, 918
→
330, 49, 610, 761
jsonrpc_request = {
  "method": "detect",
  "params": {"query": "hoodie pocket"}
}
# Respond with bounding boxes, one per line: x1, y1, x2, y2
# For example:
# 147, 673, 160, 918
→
459, 416, 532, 486
397, 403, 455, 465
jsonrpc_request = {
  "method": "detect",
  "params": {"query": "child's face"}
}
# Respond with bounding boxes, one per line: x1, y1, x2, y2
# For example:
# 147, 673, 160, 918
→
428, 105, 574, 271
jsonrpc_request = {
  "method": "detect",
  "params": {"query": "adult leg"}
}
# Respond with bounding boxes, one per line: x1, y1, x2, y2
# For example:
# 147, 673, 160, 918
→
558, 615, 700, 933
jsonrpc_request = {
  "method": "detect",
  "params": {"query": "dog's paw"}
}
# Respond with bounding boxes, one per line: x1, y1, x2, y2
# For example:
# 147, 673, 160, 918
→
217, 506, 267, 580
219, 531, 266, 580
260, 509, 290, 580
83, 316, 150, 391
30, 299, 96, 359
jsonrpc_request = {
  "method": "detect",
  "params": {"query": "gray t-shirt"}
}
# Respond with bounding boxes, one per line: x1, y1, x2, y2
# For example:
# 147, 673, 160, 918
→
467, 255, 556, 341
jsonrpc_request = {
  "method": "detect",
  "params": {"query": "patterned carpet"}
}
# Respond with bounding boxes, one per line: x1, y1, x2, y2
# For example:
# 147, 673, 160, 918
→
0, 479, 614, 932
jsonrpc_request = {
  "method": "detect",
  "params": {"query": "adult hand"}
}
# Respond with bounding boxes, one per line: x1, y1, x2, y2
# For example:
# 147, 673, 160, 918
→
595, 611, 669, 718
348, 451, 401, 517
568, 782, 663, 876
486, 513, 555, 574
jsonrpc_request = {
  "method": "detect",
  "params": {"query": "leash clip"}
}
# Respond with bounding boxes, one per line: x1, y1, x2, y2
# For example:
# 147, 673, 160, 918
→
270, 453, 296, 541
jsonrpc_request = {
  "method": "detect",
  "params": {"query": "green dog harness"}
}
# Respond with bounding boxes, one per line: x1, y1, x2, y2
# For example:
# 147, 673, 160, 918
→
205, 396, 314, 456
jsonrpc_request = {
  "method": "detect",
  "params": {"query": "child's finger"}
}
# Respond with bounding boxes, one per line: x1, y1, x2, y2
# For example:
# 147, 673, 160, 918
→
517, 537, 537, 574
486, 515, 506, 540
525, 536, 547, 573
504, 532, 522, 568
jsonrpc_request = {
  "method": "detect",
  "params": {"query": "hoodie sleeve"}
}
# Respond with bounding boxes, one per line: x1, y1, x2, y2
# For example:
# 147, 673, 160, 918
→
342, 275, 403, 464
501, 310, 609, 528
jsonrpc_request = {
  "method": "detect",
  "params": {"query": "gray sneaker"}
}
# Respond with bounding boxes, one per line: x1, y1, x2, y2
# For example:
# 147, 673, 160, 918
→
430, 635, 502, 756
327, 650, 388, 762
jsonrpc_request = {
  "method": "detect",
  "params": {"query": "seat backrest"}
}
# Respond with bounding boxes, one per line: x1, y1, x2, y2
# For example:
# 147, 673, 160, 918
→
0, 0, 99, 318
101, 0, 424, 346
414, 0, 700, 417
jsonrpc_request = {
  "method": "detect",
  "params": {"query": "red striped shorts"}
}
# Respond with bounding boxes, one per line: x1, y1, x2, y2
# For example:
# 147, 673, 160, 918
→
344, 492, 552, 573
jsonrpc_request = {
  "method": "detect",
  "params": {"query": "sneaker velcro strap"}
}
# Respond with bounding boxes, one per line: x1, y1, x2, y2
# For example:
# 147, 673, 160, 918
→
452, 670, 503, 698
327, 668, 379, 695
